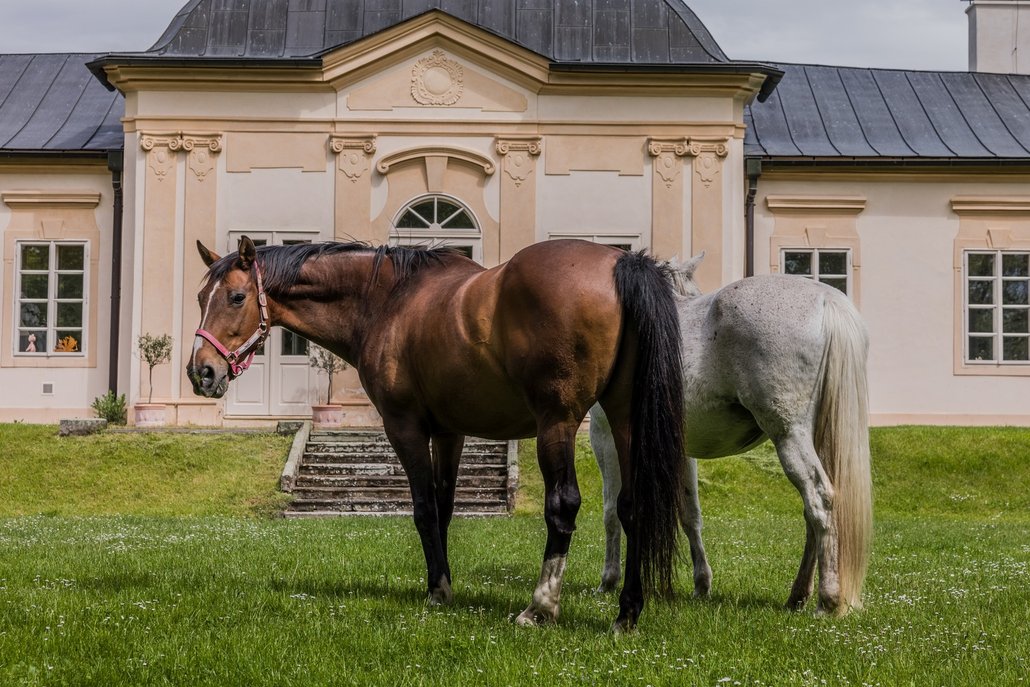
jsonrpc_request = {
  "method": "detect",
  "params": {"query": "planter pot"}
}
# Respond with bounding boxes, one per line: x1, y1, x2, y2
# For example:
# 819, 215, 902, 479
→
311, 404, 345, 428
133, 403, 167, 428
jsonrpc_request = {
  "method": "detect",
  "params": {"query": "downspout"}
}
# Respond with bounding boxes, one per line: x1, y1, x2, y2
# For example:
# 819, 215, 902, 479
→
744, 158, 762, 278
107, 150, 124, 394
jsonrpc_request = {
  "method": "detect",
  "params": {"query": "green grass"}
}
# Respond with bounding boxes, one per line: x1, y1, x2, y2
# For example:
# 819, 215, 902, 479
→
1, 424, 1028, 686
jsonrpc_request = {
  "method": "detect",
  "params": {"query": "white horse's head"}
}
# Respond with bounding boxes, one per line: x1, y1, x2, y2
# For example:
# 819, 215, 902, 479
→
665, 252, 705, 298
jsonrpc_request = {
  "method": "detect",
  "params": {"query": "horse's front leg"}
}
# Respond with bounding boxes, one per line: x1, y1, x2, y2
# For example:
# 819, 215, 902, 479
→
384, 421, 453, 605
430, 432, 464, 580
682, 457, 712, 598
516, 421, 581, 626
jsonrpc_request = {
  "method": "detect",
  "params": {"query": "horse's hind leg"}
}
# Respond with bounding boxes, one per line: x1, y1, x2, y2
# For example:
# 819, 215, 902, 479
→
772, 429, 840, 614
588, 405, 623, 593
683, 457, 712, 598
786, 522, 818, 610
516, 421, 581, 626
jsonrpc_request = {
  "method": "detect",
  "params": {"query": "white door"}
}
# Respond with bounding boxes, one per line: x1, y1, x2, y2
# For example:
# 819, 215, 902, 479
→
225, 232, 317, 417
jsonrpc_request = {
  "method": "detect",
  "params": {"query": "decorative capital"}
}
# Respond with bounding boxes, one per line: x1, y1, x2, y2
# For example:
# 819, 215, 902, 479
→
411, 49, 464, 106
330, 135, 377, 183
683, 137, 730, 188
648, 137, 690, 158
140, 132, 222, 182
496, 136, 542, 189
329, 135, 377, 156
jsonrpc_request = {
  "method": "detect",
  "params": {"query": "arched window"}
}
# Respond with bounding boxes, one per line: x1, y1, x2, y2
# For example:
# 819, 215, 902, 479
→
391, 195, 482, 263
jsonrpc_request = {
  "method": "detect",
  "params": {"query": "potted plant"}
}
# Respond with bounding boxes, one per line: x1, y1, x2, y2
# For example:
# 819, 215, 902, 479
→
309, 344, 348, 427
135, 332, 174, 427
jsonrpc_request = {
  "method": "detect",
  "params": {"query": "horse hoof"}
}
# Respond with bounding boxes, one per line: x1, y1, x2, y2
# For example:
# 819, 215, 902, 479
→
612, 618, 637, 635
515, 606, 556, 627
428, 577, 453, 606
595, 580, 618, 595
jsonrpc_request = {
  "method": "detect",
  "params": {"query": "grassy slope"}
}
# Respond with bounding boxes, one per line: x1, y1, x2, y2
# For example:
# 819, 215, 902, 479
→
0, 425, 1027, 686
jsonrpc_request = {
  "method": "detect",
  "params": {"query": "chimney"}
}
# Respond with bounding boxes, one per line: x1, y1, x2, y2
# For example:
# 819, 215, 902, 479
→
966, 0, 1030, 73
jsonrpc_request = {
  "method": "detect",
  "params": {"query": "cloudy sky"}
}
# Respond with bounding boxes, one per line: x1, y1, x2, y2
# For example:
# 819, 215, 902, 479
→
0, 0, 970, 71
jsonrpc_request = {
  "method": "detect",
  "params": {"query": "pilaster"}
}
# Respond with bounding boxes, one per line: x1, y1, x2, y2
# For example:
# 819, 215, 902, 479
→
330, 135, 377, 242
496, 136, 542, 264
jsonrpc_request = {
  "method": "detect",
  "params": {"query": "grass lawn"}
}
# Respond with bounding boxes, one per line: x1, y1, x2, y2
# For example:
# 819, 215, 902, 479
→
0, 424, 1028, 686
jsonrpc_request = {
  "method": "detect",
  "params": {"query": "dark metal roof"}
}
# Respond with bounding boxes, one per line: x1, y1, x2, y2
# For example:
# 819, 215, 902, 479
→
0, 54, 124, 153
746, 63, 1030, 160
144, 0, 730, 64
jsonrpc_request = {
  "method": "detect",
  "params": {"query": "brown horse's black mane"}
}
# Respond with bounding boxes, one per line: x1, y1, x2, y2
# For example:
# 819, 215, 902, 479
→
205, 241, 459, 296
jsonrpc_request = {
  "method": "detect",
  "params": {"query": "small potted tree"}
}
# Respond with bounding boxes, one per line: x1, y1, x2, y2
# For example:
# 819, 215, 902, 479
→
135, 332, 174, 427
309, 344, 348, 427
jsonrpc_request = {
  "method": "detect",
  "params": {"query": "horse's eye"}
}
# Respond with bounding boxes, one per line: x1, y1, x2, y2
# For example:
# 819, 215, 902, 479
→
231, 293, 246, 306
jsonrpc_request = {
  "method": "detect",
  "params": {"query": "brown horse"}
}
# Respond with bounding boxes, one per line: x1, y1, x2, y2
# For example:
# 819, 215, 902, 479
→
187, 236, 684, 631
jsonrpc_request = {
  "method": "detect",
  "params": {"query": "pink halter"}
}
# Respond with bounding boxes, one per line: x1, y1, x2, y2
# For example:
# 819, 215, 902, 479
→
195, 262, 270, 379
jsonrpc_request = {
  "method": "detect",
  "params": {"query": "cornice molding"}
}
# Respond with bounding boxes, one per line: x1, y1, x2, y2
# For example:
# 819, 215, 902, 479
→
2, 191, 102, 209
950, 196, 1030, 215
766, 195, 867, 213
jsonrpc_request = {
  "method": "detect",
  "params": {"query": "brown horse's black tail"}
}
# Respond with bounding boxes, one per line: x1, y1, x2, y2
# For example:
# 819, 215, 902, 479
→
614, 251, 685, 598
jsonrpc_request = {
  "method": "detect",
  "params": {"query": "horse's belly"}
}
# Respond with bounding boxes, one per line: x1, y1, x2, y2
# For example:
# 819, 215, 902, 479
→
684, 403, 765, 459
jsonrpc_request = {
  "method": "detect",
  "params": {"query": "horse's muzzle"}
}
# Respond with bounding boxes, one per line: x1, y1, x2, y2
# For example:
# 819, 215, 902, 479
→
187, 363, 229, 398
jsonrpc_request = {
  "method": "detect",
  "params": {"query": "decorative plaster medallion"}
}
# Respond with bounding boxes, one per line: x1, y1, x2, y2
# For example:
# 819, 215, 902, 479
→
411, 50, 464, 106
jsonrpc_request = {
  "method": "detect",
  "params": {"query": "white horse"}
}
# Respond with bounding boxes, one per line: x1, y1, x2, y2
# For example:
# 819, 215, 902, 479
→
590, 255, 872, 615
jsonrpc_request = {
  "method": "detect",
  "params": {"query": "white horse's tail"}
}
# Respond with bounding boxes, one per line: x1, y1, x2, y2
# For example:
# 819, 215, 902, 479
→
815, 294, 873, 613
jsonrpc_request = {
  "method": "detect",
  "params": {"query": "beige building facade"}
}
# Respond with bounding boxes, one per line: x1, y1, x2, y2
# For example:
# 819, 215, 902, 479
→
1, 0, 1027, 426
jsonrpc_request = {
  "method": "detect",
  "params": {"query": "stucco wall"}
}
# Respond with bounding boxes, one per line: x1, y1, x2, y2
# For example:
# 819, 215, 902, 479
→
0, 167, 115, 422
755, 172, 1030, 425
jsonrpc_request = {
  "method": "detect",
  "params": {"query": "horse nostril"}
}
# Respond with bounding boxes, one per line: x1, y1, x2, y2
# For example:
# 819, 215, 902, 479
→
200, 364, 216, 385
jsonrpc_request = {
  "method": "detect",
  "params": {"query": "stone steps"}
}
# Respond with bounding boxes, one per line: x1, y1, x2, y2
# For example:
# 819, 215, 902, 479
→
282, 425, 518, 517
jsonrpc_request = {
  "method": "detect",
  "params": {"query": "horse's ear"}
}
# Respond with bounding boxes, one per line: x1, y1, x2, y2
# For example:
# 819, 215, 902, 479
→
680, 251, 706, 279
236, 236, 257, 271
197, 240, 221, 268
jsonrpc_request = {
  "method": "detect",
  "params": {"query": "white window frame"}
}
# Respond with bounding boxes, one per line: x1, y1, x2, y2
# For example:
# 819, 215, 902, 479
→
963, 250, 1030, 366
780, 247, 852, 297
13, 240, 89, 358
390, 194, 483, 264
548, 233, 643, 252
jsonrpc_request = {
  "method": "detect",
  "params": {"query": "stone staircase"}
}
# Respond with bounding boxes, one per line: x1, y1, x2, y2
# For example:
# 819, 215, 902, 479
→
281, 425, 518, 517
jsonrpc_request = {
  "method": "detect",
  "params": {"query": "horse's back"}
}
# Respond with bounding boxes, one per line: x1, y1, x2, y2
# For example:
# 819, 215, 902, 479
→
682, 275, 853, 453
385, 240, 627, 437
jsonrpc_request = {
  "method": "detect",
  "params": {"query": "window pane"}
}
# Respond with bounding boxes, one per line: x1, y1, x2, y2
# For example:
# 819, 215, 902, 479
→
968, 336, 994, 361
442, 210, 475, 229
281, 330, 309, 356
57, 273, 84, 299
53, 332, 81, 352
967, 253, 995, 277
395, 210, 429, 229
21, 244, 49, 270
784, 251, 812, 275
968, 280, 994, 305
968, 308, 994, 333
450, 245, 473, 259
1003, 309, 1029, 334
819, 251, 848, 276
20, 274, 48, 299
19, 331, 46, 353
57, 302, 83, 327
1002, 336, 1029, 361
436, 199, 462, 222
20, 302, 47, 327
1002, 254, 1029, 278
1002, 280, 1028, 305
412, 200, 436, 220
820, 277, 848, 295
57, 244, 84, 270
